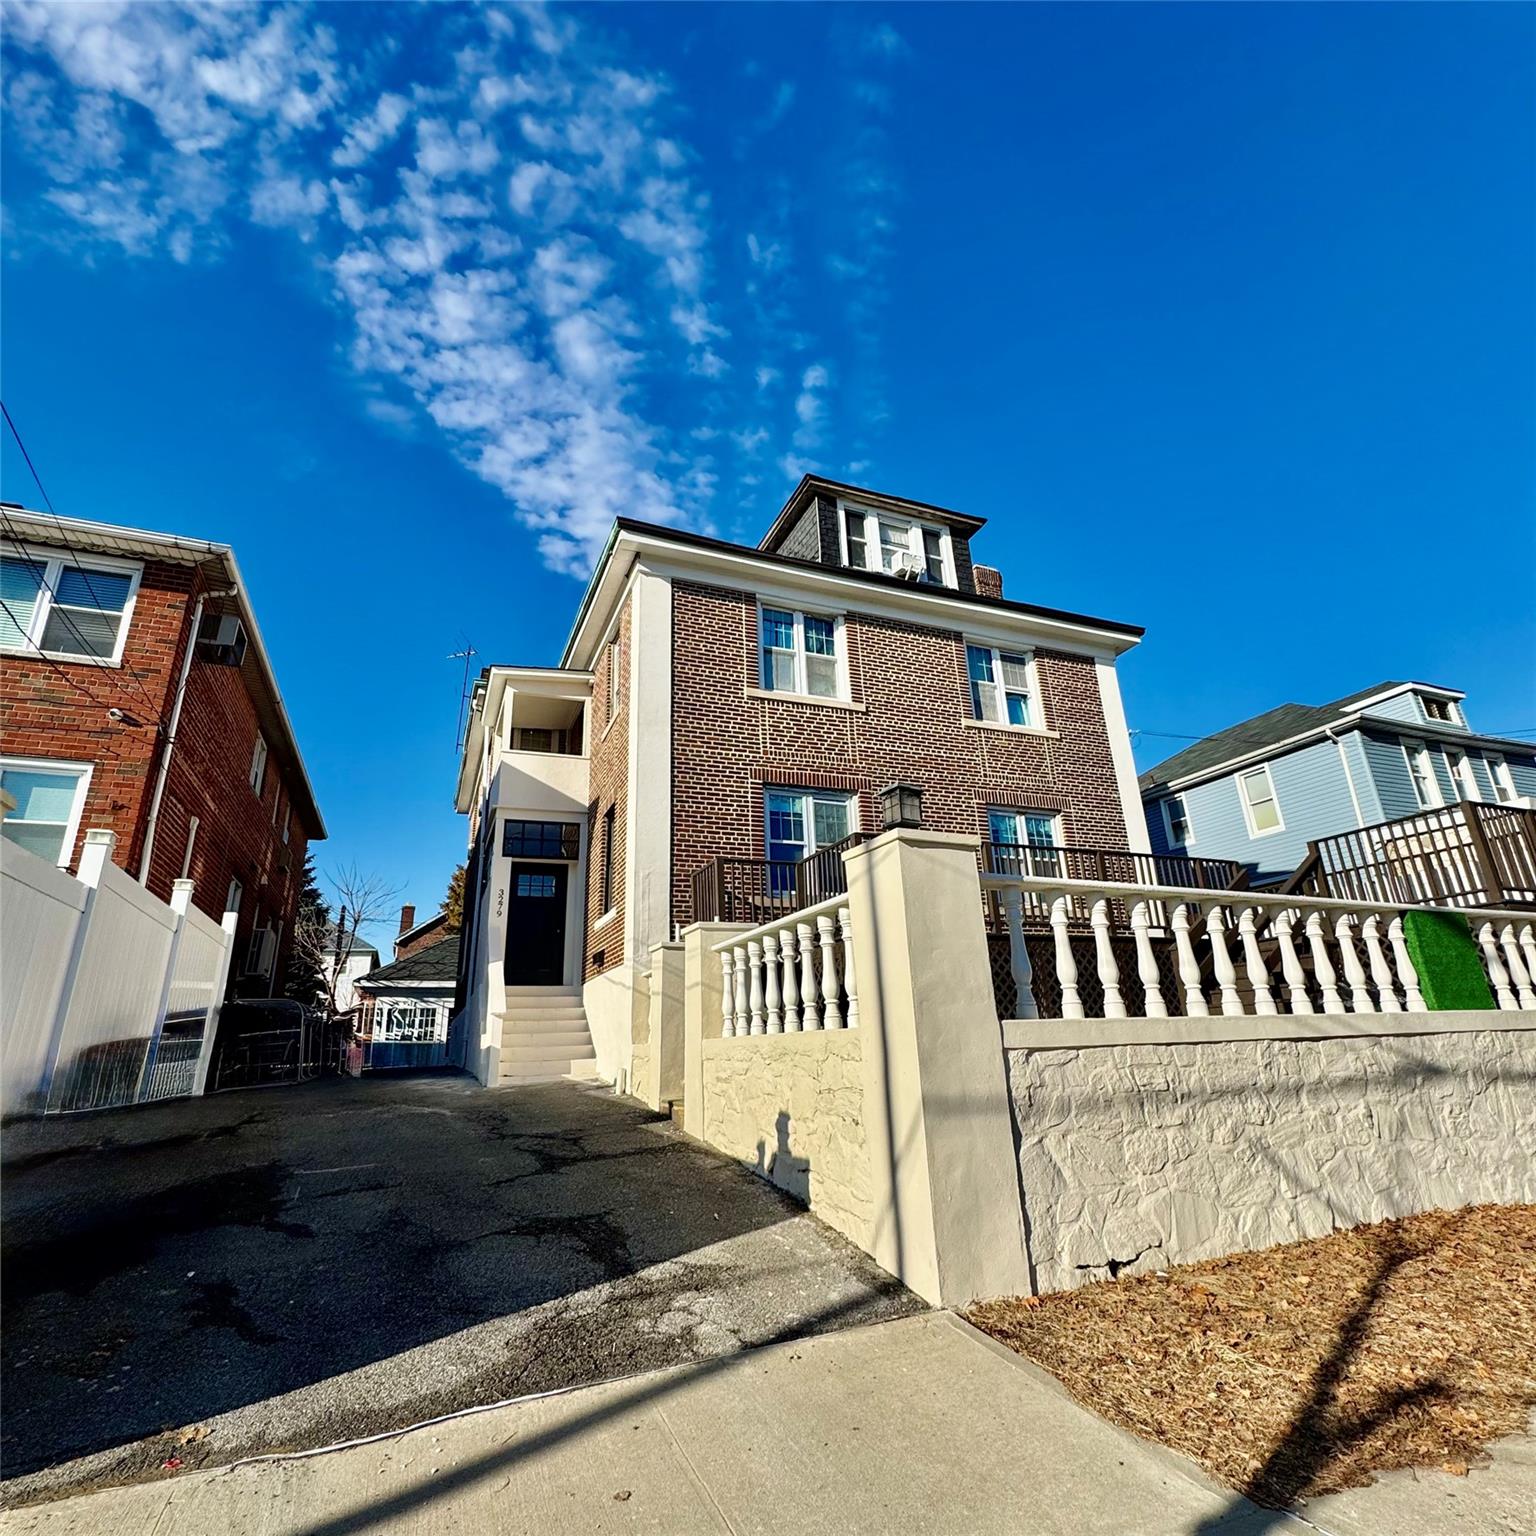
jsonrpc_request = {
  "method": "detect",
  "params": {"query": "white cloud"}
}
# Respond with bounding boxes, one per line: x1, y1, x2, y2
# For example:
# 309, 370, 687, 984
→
331, 90, 408, 167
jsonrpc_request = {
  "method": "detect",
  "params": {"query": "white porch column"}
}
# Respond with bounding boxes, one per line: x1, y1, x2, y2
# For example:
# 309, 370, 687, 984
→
843, 829, 1032, 1308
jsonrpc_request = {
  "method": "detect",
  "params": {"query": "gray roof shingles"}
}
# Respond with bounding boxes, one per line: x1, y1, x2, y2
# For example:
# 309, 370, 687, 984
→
1137, 682, 1415, 793
355, 933, 461, 989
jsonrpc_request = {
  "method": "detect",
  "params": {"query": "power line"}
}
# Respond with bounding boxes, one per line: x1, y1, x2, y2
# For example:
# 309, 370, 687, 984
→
1, 404, 170, 726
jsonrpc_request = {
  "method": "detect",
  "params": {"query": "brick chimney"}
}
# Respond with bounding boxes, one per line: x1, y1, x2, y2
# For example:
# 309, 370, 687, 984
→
398, 904, 416, 937
974, 565, 1004, 599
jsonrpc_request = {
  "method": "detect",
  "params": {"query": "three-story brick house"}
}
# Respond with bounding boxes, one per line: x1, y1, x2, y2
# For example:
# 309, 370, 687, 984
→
1, 505, 325, 995
453, 477, 1149, 1087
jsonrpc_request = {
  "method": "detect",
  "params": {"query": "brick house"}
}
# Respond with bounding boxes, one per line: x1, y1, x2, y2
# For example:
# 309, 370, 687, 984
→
453, 476, 1150, 1088
1, 505, 325, 996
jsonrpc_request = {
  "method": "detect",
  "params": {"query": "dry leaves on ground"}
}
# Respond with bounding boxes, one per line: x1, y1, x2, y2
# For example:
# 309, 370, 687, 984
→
967, 1204, 1536, 1508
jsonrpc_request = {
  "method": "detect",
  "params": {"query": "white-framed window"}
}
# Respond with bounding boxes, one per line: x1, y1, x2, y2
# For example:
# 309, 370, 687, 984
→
759, 604, 845, 699
838, 503, 955, 586
607, 636, 621, 722
0, 546, 142, 666
375, 1002, 447, 1043
987, 807, 1062, 875
245, 910, 277, 976
1161, 794, 1193, 846
1486, 754, 1517, 804
0, 757, 93, 866
249, 734, 268, 796
765, 787, 857, 864
1444, 746, 1481, 803
1421, 695, 1459, 724
1237, 765, 1284, 836
966, 643, 1034, 727
225, 876, 244, 918
1403, 740, 1443, 809
280, 803, 291, 845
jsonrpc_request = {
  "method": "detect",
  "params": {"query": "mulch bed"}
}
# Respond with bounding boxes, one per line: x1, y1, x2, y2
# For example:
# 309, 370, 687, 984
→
967, 1204, 1536, 1509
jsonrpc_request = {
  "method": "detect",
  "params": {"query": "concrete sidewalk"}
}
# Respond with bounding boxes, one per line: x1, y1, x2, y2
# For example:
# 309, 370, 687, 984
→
3, 1312, 1290, 1535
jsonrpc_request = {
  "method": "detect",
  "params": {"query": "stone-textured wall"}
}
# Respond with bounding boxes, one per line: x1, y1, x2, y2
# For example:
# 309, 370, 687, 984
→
1009, 1028, 1536, 1293
701, 1032, 870, 1248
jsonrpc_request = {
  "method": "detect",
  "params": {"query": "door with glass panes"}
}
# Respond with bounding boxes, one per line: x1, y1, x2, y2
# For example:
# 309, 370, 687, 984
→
765, 789, 855, 897
987, 808, 1061, 877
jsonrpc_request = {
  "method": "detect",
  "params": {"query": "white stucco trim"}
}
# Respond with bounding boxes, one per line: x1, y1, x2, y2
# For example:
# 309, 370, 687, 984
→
625, 567, 673, 971
1003, 1009, 1536, 1051
1094, 658, 1151, 853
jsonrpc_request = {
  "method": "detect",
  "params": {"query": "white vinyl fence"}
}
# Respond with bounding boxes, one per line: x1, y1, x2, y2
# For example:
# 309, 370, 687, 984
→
1, 828, 237, 1116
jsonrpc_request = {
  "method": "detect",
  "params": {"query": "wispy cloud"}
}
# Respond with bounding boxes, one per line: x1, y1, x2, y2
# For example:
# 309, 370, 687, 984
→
3, 2, 909, 573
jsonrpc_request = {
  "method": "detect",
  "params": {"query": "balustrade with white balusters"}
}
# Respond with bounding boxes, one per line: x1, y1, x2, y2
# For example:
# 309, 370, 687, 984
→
981, 873, 1536, 1022
712, 895, 860, 1036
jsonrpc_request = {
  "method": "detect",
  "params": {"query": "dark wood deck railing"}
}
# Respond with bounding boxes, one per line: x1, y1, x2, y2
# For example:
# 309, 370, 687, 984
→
1300, 801, 1536, 909
690, 837, 1244, 927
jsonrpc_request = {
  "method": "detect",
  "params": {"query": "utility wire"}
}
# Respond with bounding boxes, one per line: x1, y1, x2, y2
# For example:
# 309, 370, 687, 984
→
1, 406, 171, 726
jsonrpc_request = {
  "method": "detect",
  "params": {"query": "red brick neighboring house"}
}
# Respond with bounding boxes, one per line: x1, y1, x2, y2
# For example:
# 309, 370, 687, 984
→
1, 505, 325, 996
452, 476, 1150, 1087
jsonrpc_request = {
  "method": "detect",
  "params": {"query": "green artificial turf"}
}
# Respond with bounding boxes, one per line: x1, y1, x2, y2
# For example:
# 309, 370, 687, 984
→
1400, 909, 1495, 1011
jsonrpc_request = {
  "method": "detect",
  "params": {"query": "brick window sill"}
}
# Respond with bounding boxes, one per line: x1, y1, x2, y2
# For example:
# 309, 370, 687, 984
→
962, 718, 1058, 740
744, 687, 866, 713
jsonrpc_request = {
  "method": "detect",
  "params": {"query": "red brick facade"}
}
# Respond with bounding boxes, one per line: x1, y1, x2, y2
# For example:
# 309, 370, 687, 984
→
1, 545, 316, 991
669, 579, 1130, 928
584, 596, 630, 976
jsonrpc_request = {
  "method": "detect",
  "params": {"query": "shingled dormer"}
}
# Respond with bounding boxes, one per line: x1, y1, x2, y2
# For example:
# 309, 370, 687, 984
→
757, 476, 987, 594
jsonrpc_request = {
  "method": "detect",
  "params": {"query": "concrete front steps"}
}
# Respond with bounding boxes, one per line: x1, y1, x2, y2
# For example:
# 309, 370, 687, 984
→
498, 986, 599, 1085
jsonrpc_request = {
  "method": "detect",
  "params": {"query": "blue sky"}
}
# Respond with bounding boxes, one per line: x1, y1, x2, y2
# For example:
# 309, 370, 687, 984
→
3, 2, 1533, 930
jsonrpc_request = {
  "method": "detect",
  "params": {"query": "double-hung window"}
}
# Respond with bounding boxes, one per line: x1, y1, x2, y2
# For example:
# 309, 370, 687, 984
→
1162, 794, 1193, 846
966, 644, 1034, 727
1237, 765, 1283, 835
1444, 746, 1481, 803
0, 758, 93, 866
1403, 740, 1443, 809
1, 548, 140, 664
759, 606, 841, 698
840, 505, 954, 586
765, 788, 855, 866
1485, 754, 1517, 804
607, 638, 621, 723
987, 807, 1061, 876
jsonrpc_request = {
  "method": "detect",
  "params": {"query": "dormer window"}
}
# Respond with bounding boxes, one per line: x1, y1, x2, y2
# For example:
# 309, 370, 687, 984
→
839, 503, 955, 586
1423, 696, 1456, 723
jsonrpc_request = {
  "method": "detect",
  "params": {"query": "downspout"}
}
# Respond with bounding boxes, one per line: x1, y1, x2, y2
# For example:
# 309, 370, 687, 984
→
138, 586, 239, 885
1326, 725, 1366, 829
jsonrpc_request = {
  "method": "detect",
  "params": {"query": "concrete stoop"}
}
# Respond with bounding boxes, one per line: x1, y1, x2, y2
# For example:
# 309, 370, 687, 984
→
497, 986, 599, 1085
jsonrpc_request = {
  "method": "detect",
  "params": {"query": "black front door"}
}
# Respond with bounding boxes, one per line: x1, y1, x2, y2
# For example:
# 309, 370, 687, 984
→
505, 863, 570, 985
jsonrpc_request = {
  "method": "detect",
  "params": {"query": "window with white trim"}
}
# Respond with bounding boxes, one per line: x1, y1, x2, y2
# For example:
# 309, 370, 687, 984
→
765, 787, 856, 864
280, 803, 291, 845
249, 734, 268, 795
225, 876, 244, 918
966, 644, 1034, 726
375, 1002, 448, 1043
759, 605, 843, 698
1422, 696, 1457, 723
607, 637, 621, 722
839, 504, 954, 586
1237, 765, 1283, 835
1444, 746, 1481, 803
1486, 753, 1517, 804
0, 758, 92, 866
0, 548, 140, 664
1161, 794, 1193, 846
987, 807, 1061, 876
1403, 740, 1443, 809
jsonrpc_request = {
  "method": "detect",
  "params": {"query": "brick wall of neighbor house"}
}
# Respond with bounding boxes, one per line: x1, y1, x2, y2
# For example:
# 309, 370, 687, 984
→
669, 579, 1131, 926
153, 642, 309, 975
585, 595, 631, 977
0, 555, 193, 873
396, 917, 450, 960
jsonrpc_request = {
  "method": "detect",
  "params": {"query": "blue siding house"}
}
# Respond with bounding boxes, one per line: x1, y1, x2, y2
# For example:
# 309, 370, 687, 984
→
1140, 681, 1536, 883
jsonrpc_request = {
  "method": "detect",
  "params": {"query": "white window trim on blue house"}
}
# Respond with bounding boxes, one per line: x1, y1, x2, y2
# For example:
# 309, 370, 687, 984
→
1402, 739, 1444, 809
1160, 793, 1194, 847
1236, 765, 1284, 838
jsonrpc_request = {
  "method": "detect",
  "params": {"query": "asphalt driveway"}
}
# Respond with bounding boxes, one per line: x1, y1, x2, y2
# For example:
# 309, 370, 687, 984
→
1, 1073, 919, 1506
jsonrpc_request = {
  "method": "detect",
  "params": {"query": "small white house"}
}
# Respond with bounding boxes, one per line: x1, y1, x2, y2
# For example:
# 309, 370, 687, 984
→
321, 928, 379, 1014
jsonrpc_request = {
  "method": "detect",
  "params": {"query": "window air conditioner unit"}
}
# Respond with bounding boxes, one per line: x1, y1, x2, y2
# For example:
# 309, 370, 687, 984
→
890, 550, 924, 580
196, 611, 248, 667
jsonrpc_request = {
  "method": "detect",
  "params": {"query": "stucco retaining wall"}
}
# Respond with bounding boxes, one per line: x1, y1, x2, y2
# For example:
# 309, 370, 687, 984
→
700, 1031, 870, 1249
1007, 1016, 1536, 1293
